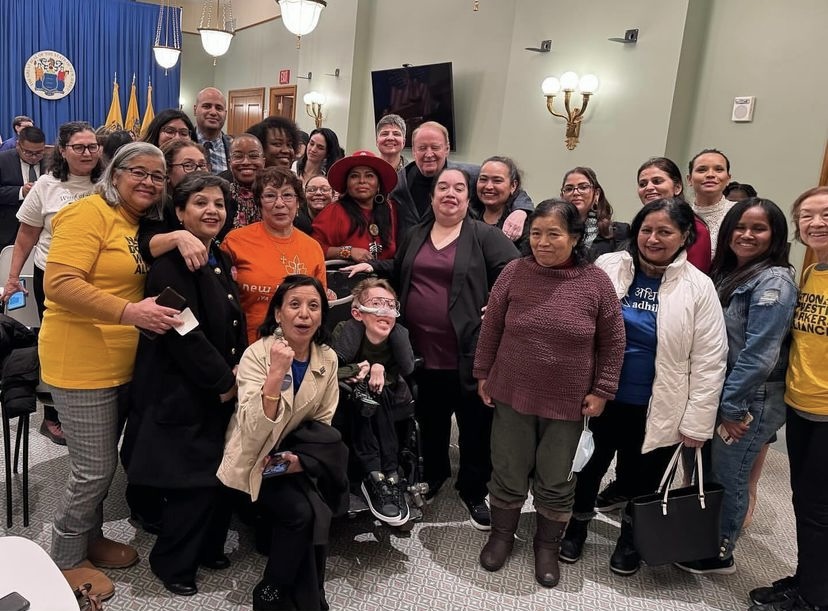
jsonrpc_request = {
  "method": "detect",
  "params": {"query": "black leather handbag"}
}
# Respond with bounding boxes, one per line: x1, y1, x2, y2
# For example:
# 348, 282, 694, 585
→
630, 446, 724, 566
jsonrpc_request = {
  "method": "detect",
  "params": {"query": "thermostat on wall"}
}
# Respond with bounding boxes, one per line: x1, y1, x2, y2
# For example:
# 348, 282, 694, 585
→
731, 96, 756, 122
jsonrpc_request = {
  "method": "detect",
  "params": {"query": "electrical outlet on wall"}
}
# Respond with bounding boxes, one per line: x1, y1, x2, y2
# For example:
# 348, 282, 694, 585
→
731, 96, 756, 122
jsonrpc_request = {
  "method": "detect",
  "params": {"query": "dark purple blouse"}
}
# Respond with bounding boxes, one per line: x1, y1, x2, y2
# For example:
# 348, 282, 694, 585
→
405, 237, 459, 369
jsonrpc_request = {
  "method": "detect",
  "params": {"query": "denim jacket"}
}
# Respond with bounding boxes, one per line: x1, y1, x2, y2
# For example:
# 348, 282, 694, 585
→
719, 266, 798, 422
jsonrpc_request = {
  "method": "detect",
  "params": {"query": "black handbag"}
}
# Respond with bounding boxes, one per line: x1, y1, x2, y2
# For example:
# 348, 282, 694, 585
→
630, 446, 724, 566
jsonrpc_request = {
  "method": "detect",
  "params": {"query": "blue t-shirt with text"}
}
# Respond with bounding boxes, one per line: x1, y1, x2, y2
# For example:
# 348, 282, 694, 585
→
615, 271, 660, 405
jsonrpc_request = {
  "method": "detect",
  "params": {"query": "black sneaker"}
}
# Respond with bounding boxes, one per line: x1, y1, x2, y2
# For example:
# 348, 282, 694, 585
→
750, 576, 800, 606
361, 474, 402, 524
675, 555, 736, 575
749, 595, 827, 611
252, 580, 296, 611
386, 477, 410, 526
559, 518, 590, 564
595, 480, 628, 512
463, 497, 492, 531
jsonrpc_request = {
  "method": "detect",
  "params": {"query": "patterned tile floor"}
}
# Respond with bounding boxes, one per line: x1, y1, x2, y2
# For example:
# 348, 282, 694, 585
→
2, 412, 795, 611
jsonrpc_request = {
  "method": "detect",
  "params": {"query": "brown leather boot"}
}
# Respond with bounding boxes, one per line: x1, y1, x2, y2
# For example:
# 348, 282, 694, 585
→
533, 514, 567, 587
61, 560, 115, 601
479, 505, 521, 571
88, 537, 139, 569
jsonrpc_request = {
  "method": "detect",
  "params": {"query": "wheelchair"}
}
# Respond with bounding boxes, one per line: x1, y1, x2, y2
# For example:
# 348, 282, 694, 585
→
324, 260, 428, 529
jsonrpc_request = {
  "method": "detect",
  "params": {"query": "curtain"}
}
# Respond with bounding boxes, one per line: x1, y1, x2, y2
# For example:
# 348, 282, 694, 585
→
0, 0, 181, 142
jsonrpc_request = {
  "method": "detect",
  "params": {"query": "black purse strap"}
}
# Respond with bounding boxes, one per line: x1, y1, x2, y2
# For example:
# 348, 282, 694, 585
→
656, 446, 707, 515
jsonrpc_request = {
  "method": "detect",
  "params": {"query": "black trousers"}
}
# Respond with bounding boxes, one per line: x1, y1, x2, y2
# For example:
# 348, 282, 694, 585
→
573, 400, 677, 516
786, 407, 828, 606
256, 474, 327, 611
349, 389, 398, 476
149, 485, 231, 583
414, 368, 492, 502
33, 265, 61, 423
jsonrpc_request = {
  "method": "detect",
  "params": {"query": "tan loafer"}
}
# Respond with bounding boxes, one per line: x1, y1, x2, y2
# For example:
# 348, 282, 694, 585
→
61, 561, 115, 601
88, 537, 139, 569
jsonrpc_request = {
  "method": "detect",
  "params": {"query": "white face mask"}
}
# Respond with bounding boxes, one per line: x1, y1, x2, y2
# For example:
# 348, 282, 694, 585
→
568, 417, 595, 481
356, 304, 400, 318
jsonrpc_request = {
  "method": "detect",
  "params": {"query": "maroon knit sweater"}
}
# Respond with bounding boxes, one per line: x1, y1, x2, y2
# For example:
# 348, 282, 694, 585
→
473, 257, 626, 420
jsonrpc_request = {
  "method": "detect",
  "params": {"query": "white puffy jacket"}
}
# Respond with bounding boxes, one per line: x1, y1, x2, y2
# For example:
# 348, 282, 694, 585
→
596, 250, 728, 452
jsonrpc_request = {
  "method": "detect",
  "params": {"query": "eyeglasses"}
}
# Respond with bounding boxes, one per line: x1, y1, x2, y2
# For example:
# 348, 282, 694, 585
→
67, 143, 100, 154
121, 167, 167, 185
561, 183, 593, 195
160, 126, 192, 138
230, 152, 264, 161
171, 161, 209, 173
261, 191, 297, 204
305, 186, 332, 194
361, 297, 400, 310
18, 146, 45, 158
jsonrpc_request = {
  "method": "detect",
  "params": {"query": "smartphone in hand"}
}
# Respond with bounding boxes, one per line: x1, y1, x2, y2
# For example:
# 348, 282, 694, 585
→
717, 412, 754, 445
138, 286, 187, 339
6, 279, 27, 311
262, 451, 289, 478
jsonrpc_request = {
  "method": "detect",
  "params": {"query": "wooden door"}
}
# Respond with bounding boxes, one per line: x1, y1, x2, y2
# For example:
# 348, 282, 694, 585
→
227, 88, 265, 136
269, 86, 297, 121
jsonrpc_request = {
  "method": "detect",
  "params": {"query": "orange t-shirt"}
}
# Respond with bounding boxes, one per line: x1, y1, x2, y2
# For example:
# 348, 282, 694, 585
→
221, 222, 327, 344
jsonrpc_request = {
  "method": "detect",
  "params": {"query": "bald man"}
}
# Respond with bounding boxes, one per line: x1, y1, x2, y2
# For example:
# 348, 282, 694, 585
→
194, 87, 232, 174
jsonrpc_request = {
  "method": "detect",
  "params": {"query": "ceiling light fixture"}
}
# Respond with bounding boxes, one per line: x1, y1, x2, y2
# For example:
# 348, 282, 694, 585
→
152, 0, 181, 73
277, 0, 326, 47
199, 0, 235, 65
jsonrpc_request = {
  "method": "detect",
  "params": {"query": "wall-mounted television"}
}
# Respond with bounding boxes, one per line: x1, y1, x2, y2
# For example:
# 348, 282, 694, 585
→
371, 62, 456, 151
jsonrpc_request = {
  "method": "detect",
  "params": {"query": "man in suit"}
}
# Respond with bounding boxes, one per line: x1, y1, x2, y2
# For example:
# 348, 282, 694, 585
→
0, 126, 46, 249
0, 115, 34, 152
194, 87, 232, 174
390, 121, 533, 241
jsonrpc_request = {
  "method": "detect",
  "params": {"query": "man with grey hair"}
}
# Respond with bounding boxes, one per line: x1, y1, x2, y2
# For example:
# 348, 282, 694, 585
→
375, 114, 407, 172
0, 115, 35, 152
390, 120, 533, 240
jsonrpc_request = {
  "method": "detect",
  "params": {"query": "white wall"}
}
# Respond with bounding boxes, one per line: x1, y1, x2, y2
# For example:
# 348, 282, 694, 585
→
682, 0, 828, 209
496, 0, 689, 217
348, 0, 518, 160
179, 33, 215, 120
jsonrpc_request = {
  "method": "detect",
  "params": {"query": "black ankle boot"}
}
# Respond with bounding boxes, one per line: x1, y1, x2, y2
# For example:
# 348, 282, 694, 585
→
610, 519, 640, 576
559, 518, 590, 564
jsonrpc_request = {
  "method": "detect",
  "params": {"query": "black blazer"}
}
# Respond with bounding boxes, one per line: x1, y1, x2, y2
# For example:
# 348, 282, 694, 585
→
121, 243, 247, 488
0, 150, 45, 248
372, 215, 519, 391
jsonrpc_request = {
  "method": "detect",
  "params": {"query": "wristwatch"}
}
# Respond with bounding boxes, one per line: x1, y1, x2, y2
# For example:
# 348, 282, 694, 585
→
339, 245, 352, 260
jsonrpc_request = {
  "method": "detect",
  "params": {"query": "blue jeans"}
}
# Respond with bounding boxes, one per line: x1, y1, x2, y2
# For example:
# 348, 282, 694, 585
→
712, 381, 786, 558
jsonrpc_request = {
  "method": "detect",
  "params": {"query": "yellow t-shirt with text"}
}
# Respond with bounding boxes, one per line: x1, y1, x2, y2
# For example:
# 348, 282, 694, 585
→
785, 265, 828, 415
39, 194, 148, 389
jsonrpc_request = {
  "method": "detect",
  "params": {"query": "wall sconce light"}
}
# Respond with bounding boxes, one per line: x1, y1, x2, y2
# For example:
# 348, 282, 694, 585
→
199, 0, 235, 65
152, 0, 181, 73
541, 71, 599, 150
304, 91, 326, 128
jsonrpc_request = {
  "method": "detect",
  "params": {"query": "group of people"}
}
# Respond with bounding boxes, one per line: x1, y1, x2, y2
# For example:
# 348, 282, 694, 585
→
0, 86, 825, 611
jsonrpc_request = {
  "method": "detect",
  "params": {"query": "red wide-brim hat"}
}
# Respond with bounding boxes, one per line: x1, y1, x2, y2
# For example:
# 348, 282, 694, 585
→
327, 150, 398, 195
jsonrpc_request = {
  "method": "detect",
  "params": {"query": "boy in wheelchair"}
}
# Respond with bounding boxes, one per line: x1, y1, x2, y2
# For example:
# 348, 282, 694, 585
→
331, 278, 416, 526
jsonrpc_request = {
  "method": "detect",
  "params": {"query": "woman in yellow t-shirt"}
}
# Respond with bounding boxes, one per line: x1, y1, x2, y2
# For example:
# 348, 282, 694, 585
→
221, 166, 326, 345
749, 186, 828, 611
39, 142, 182, 601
